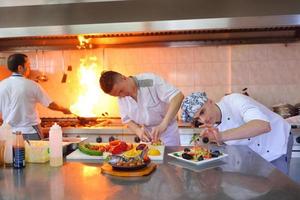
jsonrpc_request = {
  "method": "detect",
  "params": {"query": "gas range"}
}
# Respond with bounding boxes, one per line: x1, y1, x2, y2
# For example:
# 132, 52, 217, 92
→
40, 117, 138, 143
40, 117, 123, 128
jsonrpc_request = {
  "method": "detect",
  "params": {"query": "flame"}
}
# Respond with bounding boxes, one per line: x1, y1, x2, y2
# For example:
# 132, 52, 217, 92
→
70, 55, 116, 117
77, 35, 92, 49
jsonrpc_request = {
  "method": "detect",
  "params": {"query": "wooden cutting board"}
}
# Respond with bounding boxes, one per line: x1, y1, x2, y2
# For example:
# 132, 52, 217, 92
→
101, 163, 157, 177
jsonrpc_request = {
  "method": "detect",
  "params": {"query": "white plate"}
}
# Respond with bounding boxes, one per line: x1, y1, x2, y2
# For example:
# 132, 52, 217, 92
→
66, 149, 104, 160
168, 151, 228, 165
148, 145, 165, 161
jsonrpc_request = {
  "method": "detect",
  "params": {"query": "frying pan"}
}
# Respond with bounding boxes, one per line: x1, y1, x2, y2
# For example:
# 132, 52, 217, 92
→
77, 116, 98, 124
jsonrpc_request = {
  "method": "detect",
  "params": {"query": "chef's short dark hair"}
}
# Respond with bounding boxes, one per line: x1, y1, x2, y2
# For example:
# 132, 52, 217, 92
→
99, 70, 123, 93
7, 53, 28, 72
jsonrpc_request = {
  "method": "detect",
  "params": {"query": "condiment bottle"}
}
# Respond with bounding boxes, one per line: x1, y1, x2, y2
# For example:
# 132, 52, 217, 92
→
3, 123, 13, 166
49, 123, 63, 167
13, 131, 25, 169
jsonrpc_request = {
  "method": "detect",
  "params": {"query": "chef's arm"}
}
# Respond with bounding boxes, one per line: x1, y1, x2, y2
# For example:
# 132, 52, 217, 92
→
221, 120, 271, 141
127, 121, 142, 134
160, 92, 184, 128
48, 102, 72, 114
126, 121, 151, 141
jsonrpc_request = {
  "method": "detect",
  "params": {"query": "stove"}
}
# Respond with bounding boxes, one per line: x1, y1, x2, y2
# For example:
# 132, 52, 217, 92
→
40, 117, 121, 128
291, 127, 300, 158
40, 117, 140, 143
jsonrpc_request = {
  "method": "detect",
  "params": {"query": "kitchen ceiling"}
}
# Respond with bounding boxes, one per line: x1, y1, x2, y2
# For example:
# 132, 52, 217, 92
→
0, 0, 300, 50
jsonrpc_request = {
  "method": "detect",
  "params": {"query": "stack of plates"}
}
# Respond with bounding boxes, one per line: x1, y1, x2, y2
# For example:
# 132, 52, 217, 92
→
272, 104, 297, 119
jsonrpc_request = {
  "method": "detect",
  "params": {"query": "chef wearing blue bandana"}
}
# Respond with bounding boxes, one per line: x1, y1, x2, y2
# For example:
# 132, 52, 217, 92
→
181, 92, 293, 174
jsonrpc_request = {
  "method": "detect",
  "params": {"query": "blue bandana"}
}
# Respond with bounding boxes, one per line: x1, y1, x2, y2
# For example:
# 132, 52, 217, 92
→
181, 92, 208, 122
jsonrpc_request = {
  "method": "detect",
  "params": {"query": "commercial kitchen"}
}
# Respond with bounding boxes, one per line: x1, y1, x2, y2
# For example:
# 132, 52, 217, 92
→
1, 0, 300, 199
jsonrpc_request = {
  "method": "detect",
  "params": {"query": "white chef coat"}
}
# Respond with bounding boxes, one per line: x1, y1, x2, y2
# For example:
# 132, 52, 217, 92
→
0, 73, 52, 134
118, 73, 180, 146
216, 93, 291, 162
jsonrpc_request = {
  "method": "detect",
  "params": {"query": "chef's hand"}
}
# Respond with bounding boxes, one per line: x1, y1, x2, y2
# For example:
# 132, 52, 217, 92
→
151, 122, 167, 143
136, 126, 152, 142
62, 108, 72, 114
200, 125, 223, 146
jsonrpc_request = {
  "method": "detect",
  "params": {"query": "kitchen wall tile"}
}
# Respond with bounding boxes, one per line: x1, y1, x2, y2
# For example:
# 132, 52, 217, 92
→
214, 46, 231, 62
231, 61, 250, 85
139, 47, 161, 64
210, 62, 230, 85
194, 86, 228, 102
124, 48, 142, 65
176, 63, 194, 87
232, 44, 268, 62
194, 46, 230, 63
266, 44, 297, 61
8, 42, 300, 118
194, 46, 214, 62
157, 47, 178, 64
265, 60, 287, 85
155, 63, 176, 85
291, 44, 300, 60
177, 86, 196, 96
285, 60, 300, 84
231, 45, 251, 62
176, 47, 194, 64
247, 44, 268, 61
194, 62, 212, 86
248, 61, 276, 85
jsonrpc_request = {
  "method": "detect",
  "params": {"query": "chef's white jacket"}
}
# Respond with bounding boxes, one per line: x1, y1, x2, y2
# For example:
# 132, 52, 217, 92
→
217, 93, 291, 162
0, 74, 52, 134
118, 73, 180, 146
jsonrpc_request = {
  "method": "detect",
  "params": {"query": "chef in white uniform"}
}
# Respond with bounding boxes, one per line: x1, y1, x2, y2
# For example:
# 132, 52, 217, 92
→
0, 53, 72, 140
181, 92, 293, 174
100, 71, 184, 146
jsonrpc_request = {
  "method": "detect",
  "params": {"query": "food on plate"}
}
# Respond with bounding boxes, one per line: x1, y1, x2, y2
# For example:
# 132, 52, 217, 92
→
108, 147, 151, 170
123, 148, 142, 158
136, 143, 147, 150
151, 139, 163, 146
107, 140, 133, 155
173, 147, 222, 161
78, 143, 105, 156
79, 140, 133, 156
148, 148, 161, 156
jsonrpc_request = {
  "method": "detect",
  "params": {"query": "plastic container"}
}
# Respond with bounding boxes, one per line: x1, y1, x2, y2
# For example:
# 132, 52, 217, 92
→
25, 141, 49, 163
13, 131, 25, 169
49, 123, 63, 167
2, 123, 14, 166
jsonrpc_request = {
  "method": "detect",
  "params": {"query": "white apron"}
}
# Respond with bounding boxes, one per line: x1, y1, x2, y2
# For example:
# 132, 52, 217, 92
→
118, 73, 180, 146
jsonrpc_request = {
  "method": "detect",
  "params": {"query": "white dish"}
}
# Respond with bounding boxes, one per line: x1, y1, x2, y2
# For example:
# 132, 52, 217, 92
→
148, 145, 165, 161
168, 151, 228, 165
66, 149, 104, 160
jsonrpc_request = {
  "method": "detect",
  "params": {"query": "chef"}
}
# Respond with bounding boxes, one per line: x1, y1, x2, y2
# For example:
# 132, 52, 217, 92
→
100, 71, 184, 146
0, 53, 72, 140
181, 92, 293, 174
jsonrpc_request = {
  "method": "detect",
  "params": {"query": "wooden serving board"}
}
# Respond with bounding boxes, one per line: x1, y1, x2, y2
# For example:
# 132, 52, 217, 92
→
101, 163, 157, 177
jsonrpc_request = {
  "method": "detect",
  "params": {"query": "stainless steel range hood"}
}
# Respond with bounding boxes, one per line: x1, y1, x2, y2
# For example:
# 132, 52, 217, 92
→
0, 0, 300, 50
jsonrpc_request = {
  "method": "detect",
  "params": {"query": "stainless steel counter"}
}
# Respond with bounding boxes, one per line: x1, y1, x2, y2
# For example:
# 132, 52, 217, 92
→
0, 145, 299, 200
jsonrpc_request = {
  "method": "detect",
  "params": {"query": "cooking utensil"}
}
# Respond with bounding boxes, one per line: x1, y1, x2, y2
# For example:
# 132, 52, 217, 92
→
61, 50, 67, 83
77, 116, 99, 125
35, 50, 48, 82
67, 65, 72, 71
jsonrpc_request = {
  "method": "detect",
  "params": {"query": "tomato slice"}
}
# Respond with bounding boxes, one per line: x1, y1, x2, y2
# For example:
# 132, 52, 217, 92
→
109, 140, 121, 146
111, 144, 124, 155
